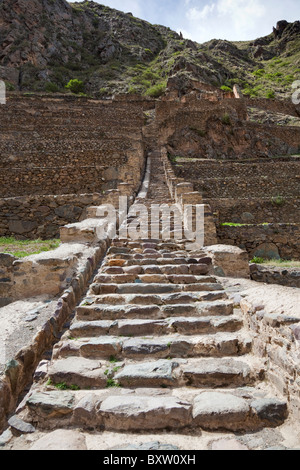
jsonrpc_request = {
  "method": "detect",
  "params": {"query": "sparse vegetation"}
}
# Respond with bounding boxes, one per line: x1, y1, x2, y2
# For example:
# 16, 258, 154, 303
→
144, 82, 167, 98
45, 82, 60, 93
1, 1, 300, 100
272, 195, 286, 207
221, 113, 231, 126
0, 237, 60, 258
266, 90, 275, 99
220, 85, 233, 92
65, 79, 84, 94
48, 380, 80, 391
251, 258, 300, 268
106, 379, 120, 388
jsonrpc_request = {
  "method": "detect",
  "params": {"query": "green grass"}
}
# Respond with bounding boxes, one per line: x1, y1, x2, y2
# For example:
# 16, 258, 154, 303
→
251, 258, 300, 268
106, 379, 120, 388
221, 223, 270, 227
47, 380, 80, 391
0, 237, 60, 258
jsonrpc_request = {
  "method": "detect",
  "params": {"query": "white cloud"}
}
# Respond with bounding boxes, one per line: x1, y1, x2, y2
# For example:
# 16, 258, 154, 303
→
86, 0, 144, 18
216, 0, 266, 32
74, 0, 300, 43
183, 0, 300, 42
186, 4, 216, 21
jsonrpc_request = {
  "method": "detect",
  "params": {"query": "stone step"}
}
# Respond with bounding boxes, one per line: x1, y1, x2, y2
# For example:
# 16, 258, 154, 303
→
102, 263, 212, 276
47, 356, 262, 390
89, 282, 225, 296
53, 332, 252, 361
116, 258, 208, 267
94, 273, 214, 285
22, 388, 288, 432
69, 315, 243, 338
76, 299, 234, 321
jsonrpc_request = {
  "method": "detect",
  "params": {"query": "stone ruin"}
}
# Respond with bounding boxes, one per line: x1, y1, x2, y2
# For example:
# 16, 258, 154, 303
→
0, 85, 300, 450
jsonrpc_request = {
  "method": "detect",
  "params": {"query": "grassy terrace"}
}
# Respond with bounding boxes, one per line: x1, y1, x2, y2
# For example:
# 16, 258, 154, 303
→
0, 237, 60, 258
251, 257, 300, 268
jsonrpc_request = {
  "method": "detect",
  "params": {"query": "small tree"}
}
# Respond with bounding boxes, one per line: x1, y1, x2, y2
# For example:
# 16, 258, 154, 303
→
65, 79, 84, 94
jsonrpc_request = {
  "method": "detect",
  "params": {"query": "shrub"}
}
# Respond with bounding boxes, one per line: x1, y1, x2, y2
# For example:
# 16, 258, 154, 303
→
243, 87, 258, 97
5, 81, 15, 91
251, 257, 265, 264
145, 82, 166, 98
190, 127, 207, 137
45, 82, 59, 93
65, 79, 84, 94
252, 69, 265, 77
220, 85, 233, 92
266, 90, 275, 99
272, 195, 285, 206
221, 113, 231, 125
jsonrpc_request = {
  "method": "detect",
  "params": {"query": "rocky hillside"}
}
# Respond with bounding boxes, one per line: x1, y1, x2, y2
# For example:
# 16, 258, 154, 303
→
0, 0, 299, 99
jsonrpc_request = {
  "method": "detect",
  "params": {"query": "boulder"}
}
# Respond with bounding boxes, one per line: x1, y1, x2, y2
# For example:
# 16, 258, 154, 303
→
206, 245, 250, 278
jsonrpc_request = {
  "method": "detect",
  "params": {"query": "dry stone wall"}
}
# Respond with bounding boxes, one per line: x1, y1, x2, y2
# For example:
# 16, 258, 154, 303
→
217, 223, 300, 260
0, 95, 148, 238
241, 298, 300, 420
0, 193, 104, 239
0, 254, 16, 307
0, 95, 146, 198
158, 96, 300, 160
250, 263, 300, 288
208, 198, 300, 225
175, 160, 300, 199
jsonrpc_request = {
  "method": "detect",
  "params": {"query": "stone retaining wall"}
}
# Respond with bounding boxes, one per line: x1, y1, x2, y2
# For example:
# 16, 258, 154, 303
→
0, 254, 16, 307
0, 95, 146, 198
0, 239, 110, 432
175, 160, 300, 199
217, 223, 300, 260
207, 198, 300, 225
160, 148, 218, 247
0, 193, 106, 239
250, 264, 300, 288
241, 298, 300, 419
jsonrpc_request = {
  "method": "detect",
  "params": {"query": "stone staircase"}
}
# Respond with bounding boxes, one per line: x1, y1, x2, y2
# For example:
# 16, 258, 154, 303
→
10, 148, 290, 448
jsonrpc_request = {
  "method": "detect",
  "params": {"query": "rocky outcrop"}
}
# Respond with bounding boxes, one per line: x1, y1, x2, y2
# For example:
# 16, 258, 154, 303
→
0, 1, 299, 98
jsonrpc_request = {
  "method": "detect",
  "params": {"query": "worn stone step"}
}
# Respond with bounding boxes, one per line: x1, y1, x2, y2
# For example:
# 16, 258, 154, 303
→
94, 273, 213, 284
53, 332, 252, 360
69, 315, 242, 338
89, 282, 224, 296
85, 291, 228, 307
115, 357, 262, 389
22, 388, 288, 432
122, 258, 205, 266
180, 357, 262, 388
192, 391, 288, 431
103, 264, 213, 276
76, 299, 234, 321
48, 357, 107, 389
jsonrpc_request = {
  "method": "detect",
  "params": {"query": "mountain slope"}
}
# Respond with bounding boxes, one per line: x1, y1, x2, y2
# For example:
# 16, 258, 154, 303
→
0, 0, 299, 99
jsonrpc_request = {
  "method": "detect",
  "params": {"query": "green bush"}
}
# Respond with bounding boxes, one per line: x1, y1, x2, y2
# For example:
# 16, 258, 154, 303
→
45, 82, 59, 93
145, 82, 166, 98
272, 195, 285, 206
221, 113, 231, 125
252, 69, 265, 77
65, 79, 84, 94
251, 257, 265, 264
220, 85, 233, 92
266, 90, 275, 99
5, 81, 15, 91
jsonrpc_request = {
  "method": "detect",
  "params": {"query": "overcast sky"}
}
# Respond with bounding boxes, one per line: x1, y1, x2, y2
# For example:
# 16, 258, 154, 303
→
79, 0, 300, 43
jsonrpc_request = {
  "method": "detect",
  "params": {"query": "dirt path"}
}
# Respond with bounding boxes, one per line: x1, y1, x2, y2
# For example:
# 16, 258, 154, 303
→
220, 277, 300, 317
